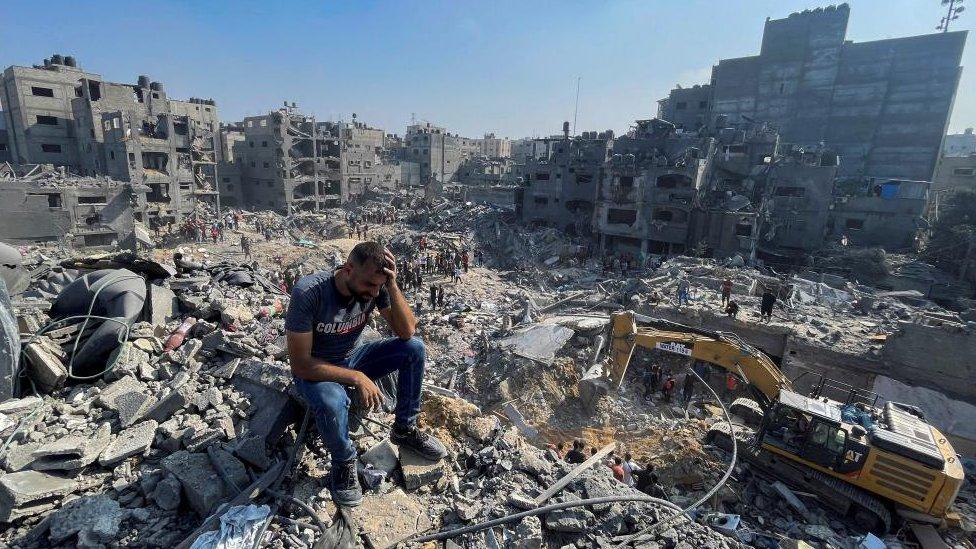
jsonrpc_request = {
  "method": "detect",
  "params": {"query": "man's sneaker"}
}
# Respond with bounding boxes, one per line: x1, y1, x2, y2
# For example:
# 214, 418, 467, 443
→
390, 423, 448, 461
327, 458, 363, 507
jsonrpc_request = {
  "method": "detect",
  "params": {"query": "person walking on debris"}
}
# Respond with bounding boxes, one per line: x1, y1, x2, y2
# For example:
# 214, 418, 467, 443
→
676, 277, 690, 307
622, 452, 642, 487
429, 284, 437, 310
565, 440, 586, 464
437, 285, 444, 308
641, 367, 656, 401
725, 300, 739, 319
682, 371, 696, 404
453, 264, 462, 283
661, 374, 676, 403
240, 234, 248, 256
610, 456, 626, 483
285, 242, 447, 507
760, 287, 776, 322
721, 277, 732, 307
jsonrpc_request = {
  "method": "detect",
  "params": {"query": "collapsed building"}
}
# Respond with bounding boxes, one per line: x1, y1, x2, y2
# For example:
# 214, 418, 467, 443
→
0, 163, 147, 249
0, 55, 221, 225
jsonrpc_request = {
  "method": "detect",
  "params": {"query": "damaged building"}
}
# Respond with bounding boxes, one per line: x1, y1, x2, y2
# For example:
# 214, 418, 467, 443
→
0, 164, 147, 249
223, 103, 342, 212
519, 122, 613, 239
0, 55, 221, 224
664, 4, 967, 183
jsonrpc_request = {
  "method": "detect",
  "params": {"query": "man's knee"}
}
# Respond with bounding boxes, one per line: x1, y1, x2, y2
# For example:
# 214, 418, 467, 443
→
300, 381, 350, 415
394, 336, 426, 362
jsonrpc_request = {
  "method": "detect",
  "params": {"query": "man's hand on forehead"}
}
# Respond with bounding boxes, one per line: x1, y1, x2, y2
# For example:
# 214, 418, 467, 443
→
382, 248, 397, 282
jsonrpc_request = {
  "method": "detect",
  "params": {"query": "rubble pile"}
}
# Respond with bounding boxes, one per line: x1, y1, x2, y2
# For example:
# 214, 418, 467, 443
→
0, 194, 973, 548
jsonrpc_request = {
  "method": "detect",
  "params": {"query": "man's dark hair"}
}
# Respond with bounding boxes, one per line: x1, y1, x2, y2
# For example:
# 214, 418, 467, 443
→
348, 242, 386, 270
614, 456, 622, 465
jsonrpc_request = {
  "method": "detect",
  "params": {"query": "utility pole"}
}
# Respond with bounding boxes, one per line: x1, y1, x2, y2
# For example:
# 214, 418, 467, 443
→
938, 0, 965, 32
572, 77, 581, 137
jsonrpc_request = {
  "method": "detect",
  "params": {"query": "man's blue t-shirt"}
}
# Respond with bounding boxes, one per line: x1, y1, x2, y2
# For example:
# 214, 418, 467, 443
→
284, 271, 390, 363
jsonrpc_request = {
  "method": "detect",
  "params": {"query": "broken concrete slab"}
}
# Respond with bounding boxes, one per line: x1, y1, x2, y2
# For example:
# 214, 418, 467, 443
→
0, 470, 78, 522
399, 447, 448, 491
151, 473, 181, 511
361, 440, 400, 474
148, 284, 179, 325
48, 494, 124, 546
98, 420, 157, 466
30, 423, 110, 471
115, 390, 155, 427
207, 446, 249, 493
2, 442, 42, 472
23, 342, 67, 392
161, 450, 226, 516
96, 375, 145, 409
141, 386, 190, 423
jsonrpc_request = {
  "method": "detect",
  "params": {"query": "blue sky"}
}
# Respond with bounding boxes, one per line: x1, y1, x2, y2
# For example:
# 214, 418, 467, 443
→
1, 0, 972, 138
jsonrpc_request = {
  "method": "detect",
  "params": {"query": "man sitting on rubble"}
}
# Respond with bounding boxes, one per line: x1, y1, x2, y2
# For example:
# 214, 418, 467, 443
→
285, 242, 447, 507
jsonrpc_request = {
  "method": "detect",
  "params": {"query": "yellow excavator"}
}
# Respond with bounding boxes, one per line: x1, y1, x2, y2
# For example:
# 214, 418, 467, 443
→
608, 311, 965, 533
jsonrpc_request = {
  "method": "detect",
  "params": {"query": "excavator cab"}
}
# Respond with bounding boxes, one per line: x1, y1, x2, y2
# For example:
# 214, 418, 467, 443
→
758, 392, 866, 474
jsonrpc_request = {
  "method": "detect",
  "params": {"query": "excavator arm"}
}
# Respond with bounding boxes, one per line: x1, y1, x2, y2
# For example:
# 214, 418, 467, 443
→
608, 311, 792, 407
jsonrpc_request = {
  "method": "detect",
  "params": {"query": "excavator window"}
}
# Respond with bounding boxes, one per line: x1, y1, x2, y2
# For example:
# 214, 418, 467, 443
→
763, 405, 813, 453
799, 419, 847, 469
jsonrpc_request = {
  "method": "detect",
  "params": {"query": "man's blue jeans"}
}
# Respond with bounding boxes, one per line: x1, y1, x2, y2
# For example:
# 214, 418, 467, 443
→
293, 337, 426, 464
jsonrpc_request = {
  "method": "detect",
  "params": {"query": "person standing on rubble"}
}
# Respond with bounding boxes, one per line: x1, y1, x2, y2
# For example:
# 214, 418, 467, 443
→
430, 284, 437, 310
285, 242, 448, 507
725, 300, 739, 319
622, 452, 642, 488
565, 440, 586, 464
661, 374, 676, 403
760, 287, 776, 322
721, 277, 733, 307
437, 285, 444, 308
676, 277, 690, 307
682, 371, 695, 404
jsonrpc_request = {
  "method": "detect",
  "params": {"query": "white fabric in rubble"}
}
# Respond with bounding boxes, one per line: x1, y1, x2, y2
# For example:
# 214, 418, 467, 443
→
190, 504, 271, 549
499, 323, 574, 365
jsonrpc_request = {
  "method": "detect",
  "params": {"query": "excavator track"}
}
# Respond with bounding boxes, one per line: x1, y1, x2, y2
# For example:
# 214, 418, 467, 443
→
705, 424, 892, 533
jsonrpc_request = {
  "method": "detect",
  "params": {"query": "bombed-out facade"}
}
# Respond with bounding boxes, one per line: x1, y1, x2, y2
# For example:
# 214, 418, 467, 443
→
0, 55, 220, 224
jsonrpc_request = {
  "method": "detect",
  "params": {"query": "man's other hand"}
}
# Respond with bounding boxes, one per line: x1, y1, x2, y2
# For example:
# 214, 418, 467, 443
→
355, 372, 384, 410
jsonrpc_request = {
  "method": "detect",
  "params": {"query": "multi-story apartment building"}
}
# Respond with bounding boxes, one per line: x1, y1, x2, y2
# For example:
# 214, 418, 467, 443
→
226, 104, 341, 212
660, 4, 967, 182
479, 133, 511, 159
0, 55, 220, 224
593, 119, 714, 256
401, 122, 479, 186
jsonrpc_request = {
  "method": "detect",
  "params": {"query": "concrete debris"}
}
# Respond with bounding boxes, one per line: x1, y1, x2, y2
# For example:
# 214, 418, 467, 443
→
0, 189, 972, 549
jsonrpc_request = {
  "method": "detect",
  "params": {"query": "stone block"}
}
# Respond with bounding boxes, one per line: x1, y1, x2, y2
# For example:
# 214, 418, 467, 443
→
0, 470, 78, 521
151, 474, 181, 511
160, 450, 225, 516
207, 446, 249, 492
141, 386, 190, 423
115, 390, 155, 427
31, 424, 111, 471
148, 284, 179, 325
23, 342, 67, 392
98, 420, 158, 466
97, 376, 145, 410
48, 494, 124, 546
361, 440, 400, 474
398, 447, 447, 491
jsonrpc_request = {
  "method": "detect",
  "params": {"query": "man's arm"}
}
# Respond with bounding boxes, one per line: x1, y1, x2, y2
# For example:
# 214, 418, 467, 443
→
377, 248, 417, 339
286, 331, 384, 409
378, 279, 416, 339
